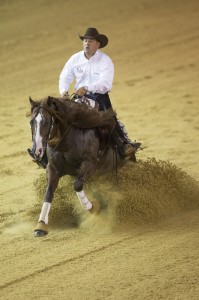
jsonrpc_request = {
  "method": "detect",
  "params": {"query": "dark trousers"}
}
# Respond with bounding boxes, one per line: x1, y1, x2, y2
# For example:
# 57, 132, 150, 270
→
88, 93, 127, 145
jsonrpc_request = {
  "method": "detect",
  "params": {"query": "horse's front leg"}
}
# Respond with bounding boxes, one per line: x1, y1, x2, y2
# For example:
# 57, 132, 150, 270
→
34, 165, 60, 237
74, 159, 100, 214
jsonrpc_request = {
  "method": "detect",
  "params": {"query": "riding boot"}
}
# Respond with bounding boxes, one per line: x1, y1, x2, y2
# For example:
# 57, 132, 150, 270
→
113, 120, 141, 161
27, 148, 48, 169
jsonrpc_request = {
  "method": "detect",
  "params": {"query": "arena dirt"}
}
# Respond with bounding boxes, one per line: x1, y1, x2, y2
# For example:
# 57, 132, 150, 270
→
1, 0, 199, 299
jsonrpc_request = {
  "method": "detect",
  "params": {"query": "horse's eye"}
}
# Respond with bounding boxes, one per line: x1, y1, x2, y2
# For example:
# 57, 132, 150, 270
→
44, 120, 51, 126
30, 119, 36, 130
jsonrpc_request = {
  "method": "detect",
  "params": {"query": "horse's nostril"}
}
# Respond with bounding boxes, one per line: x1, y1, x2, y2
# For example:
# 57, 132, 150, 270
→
35, 148, 43, 157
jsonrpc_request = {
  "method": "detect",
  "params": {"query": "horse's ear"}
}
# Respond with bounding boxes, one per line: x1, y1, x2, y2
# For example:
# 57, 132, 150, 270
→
29, 96, 35, 106
47, 96, 59, 111
47, 96, 54, 107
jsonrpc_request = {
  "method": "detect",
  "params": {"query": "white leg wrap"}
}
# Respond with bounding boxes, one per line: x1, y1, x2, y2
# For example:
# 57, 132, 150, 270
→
76, 190, 92, 211
39, 202, 51, 224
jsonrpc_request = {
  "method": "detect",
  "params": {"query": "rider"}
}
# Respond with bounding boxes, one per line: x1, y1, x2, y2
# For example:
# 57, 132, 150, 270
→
59, 27, 141, 159
28, 28, 141, 168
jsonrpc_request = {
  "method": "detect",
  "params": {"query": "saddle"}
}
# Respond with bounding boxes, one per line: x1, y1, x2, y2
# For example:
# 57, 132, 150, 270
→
74, 95, 99, 110
75, 95, 141, 161
96, 127, 140, 162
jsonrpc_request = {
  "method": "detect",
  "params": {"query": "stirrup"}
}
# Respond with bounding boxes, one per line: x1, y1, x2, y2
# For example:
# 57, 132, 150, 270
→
124, 144, 136, 162
124, 142, 142, 162
132, 142, 142, 151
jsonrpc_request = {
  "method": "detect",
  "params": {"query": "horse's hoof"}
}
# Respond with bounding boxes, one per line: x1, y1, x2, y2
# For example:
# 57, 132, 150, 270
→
34, 230, 48, 237
89, 199, 101, 215
34, 221, 48, 237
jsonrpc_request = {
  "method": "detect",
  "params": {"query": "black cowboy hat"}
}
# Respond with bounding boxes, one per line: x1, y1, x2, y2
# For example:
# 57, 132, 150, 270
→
78, 28, 108, 48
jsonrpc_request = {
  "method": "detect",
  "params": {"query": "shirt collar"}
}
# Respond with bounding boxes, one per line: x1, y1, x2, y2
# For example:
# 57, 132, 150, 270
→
83, 49, 100, 60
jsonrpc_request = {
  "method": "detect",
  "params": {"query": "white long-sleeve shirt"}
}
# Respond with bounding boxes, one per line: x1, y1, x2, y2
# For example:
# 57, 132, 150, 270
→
59, 50, 114, 95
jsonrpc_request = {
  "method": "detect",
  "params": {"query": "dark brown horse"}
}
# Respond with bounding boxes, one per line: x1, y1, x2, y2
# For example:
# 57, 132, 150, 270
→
28, 96, 133, 236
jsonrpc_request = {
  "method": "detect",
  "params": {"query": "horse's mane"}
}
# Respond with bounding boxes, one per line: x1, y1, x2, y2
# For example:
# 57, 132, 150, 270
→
43, 96, 117, 132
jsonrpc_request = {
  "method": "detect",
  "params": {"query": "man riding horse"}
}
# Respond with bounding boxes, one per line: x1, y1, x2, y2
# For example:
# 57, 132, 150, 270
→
28, 27, 141, 168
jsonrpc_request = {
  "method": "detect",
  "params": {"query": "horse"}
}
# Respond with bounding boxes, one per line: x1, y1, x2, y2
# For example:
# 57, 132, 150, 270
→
28, 96, 135, 236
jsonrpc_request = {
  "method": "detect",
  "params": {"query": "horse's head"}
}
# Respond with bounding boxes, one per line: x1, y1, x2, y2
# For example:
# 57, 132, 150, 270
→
29, 96, 53, 161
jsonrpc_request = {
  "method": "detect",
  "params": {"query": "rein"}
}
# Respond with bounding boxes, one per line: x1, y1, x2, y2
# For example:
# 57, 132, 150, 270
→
51, 123, 72, 153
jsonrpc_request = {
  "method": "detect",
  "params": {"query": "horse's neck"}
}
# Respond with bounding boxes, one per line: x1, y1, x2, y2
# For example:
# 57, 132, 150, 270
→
48, 121, 69, 146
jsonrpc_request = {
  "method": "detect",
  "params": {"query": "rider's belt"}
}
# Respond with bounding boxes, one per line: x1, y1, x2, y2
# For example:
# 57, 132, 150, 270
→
85, 92, 108, 100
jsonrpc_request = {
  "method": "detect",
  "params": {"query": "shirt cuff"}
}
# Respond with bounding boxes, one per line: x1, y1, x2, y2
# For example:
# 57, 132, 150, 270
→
60, 90, 68, 97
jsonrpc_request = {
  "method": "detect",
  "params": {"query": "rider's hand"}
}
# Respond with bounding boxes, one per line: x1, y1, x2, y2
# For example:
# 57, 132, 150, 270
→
61, 91, 69, 98
76, 87, 87, 97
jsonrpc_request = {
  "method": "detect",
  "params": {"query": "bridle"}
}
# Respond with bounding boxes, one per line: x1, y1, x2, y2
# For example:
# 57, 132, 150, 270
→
30, 106, 53, 144
30, 104, 72, 157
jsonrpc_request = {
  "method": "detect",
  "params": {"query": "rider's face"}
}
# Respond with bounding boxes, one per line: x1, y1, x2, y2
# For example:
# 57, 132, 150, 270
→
83, 38, 100, 58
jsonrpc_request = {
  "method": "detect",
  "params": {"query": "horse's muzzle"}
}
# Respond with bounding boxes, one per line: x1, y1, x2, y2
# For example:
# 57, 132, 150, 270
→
27, 148, 48, 169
